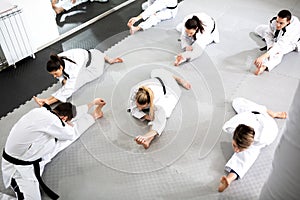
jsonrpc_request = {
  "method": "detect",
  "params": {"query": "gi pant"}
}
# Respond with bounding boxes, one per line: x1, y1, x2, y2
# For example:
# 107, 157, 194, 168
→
55, 0, 89, 11
255, 25, 297, 71
148, 69, 181, 135
139, 2, 177, 30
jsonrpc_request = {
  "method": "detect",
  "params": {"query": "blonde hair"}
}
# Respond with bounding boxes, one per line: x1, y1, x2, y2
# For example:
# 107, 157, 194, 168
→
136, 86, 151, 105
233, 124, 255, 150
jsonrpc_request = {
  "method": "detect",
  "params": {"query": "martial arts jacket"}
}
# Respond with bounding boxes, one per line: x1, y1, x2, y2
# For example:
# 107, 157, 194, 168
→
180, 13, 218, 49
266, 15, 300, 56
2, 106, 75, 188
52, 48, 89, 102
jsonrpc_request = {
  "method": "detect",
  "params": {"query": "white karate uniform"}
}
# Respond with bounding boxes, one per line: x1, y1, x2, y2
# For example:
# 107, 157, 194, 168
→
52, 48, 105, 102
2, 105, 95, 200
176, 13, 220, 62
128, 69, 181, 135
223, 98, 278, 179
138, 0, 178, 30
255, 15, 300, 71
54, 0, 89, 11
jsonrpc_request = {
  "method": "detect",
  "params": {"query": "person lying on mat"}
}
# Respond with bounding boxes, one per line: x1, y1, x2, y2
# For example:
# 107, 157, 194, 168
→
34, 48, 123, 106
218, 97, 287, 192
2, 98, 106, 200
127, 0, 178, 35
127, 68, 191, 149
174, 13, 219, 66
254, 9, 300, 75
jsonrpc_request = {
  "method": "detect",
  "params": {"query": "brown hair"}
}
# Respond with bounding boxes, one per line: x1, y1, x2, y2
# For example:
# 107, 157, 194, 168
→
53, 102, 77, 122
233, 124, 255, 150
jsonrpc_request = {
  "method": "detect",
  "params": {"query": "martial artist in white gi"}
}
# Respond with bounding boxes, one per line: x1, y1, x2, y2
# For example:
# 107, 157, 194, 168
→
51, 0, 108, 15
2, 98, 106, 199
254, 9, 300, 75
127, 68, 191, 149
51, 0, 89, 14
127, 0, 178, 34
218, 97, 287, 192
174, 12, 219, 66
34, 48, 122, 106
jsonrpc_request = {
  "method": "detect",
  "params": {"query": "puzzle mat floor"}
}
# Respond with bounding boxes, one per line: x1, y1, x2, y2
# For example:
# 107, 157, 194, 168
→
1, 0, 300, 199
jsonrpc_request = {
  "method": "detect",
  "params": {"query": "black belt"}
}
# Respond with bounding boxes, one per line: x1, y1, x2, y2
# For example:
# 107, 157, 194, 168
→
167, 4, 177, 9
85, 49, 92, 67
155, 77, 166, 95
211, 18, 216, 34
2, 149, 59, 200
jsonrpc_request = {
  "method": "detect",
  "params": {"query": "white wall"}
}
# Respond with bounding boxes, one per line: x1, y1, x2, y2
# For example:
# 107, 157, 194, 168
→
8, 0, 59, 51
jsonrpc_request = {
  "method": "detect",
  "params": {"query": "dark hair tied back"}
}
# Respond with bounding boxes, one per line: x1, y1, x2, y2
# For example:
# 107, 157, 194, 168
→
47, 54, 64, 72
185, 15, 205, 40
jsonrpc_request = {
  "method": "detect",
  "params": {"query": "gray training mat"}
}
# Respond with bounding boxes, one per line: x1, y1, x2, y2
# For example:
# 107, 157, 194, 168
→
1, 0, 300, 199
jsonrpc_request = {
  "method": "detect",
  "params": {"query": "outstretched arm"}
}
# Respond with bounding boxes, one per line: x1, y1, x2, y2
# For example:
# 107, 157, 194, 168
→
33, 96, 59, 106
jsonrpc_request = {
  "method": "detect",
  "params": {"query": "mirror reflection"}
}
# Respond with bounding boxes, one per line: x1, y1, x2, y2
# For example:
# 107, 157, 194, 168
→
52, 0, 125, 34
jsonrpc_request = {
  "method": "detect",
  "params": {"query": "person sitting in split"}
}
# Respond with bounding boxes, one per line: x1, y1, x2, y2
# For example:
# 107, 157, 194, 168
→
127, 0, 178, 35
2, 98, 106, 199
218, 97, 287, 192
127, 68, 191, 149
51, 0, 109, 15
254, 9, 300, 75
34, 48, 123, 106
174, 12, 220, 66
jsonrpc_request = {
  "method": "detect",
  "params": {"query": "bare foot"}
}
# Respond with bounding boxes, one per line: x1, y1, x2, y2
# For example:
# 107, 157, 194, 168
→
176, 77, 191, 90
53, 6, 65, 15
174, 55, 186, 66
130, 26, 141, 35
272, 111, 287, 119
93, 98, 106, 119
218, 176, 230, 192
254, 65, 267, 75
134, 135, 154, 149
110, 57, 123, 64
93, 98, 106, 107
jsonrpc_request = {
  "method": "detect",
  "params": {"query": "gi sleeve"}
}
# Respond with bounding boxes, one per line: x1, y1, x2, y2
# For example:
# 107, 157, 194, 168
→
222, 114, 243, 135
45, 117, 76, 141
180, 31, 194, 49
52, 78, 76, 102
265, 22, 276, 49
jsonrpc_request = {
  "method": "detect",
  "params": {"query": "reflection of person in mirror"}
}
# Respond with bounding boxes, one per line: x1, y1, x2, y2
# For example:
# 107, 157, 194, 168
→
127, 68, 191, 149
2, 98, 105, 199
127, 0, 178, 35
218, 97, 287, 192
174, 13, 219, 66
33, 48, 123, 106
51, 0, 109, 15
254, 9, 300, 75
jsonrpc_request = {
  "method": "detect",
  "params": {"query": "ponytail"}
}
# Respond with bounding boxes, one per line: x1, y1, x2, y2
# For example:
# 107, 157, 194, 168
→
185, 15, 205, 40
46, 53, 77, 79
136, 86, 154, 119
136, 86, 151, 105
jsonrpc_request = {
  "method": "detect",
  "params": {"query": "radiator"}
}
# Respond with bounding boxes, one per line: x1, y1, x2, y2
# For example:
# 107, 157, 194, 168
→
0, 5, 35, 66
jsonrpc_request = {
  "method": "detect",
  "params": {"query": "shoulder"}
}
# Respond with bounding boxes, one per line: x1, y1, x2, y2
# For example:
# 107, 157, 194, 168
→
290, 15, 300, 27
